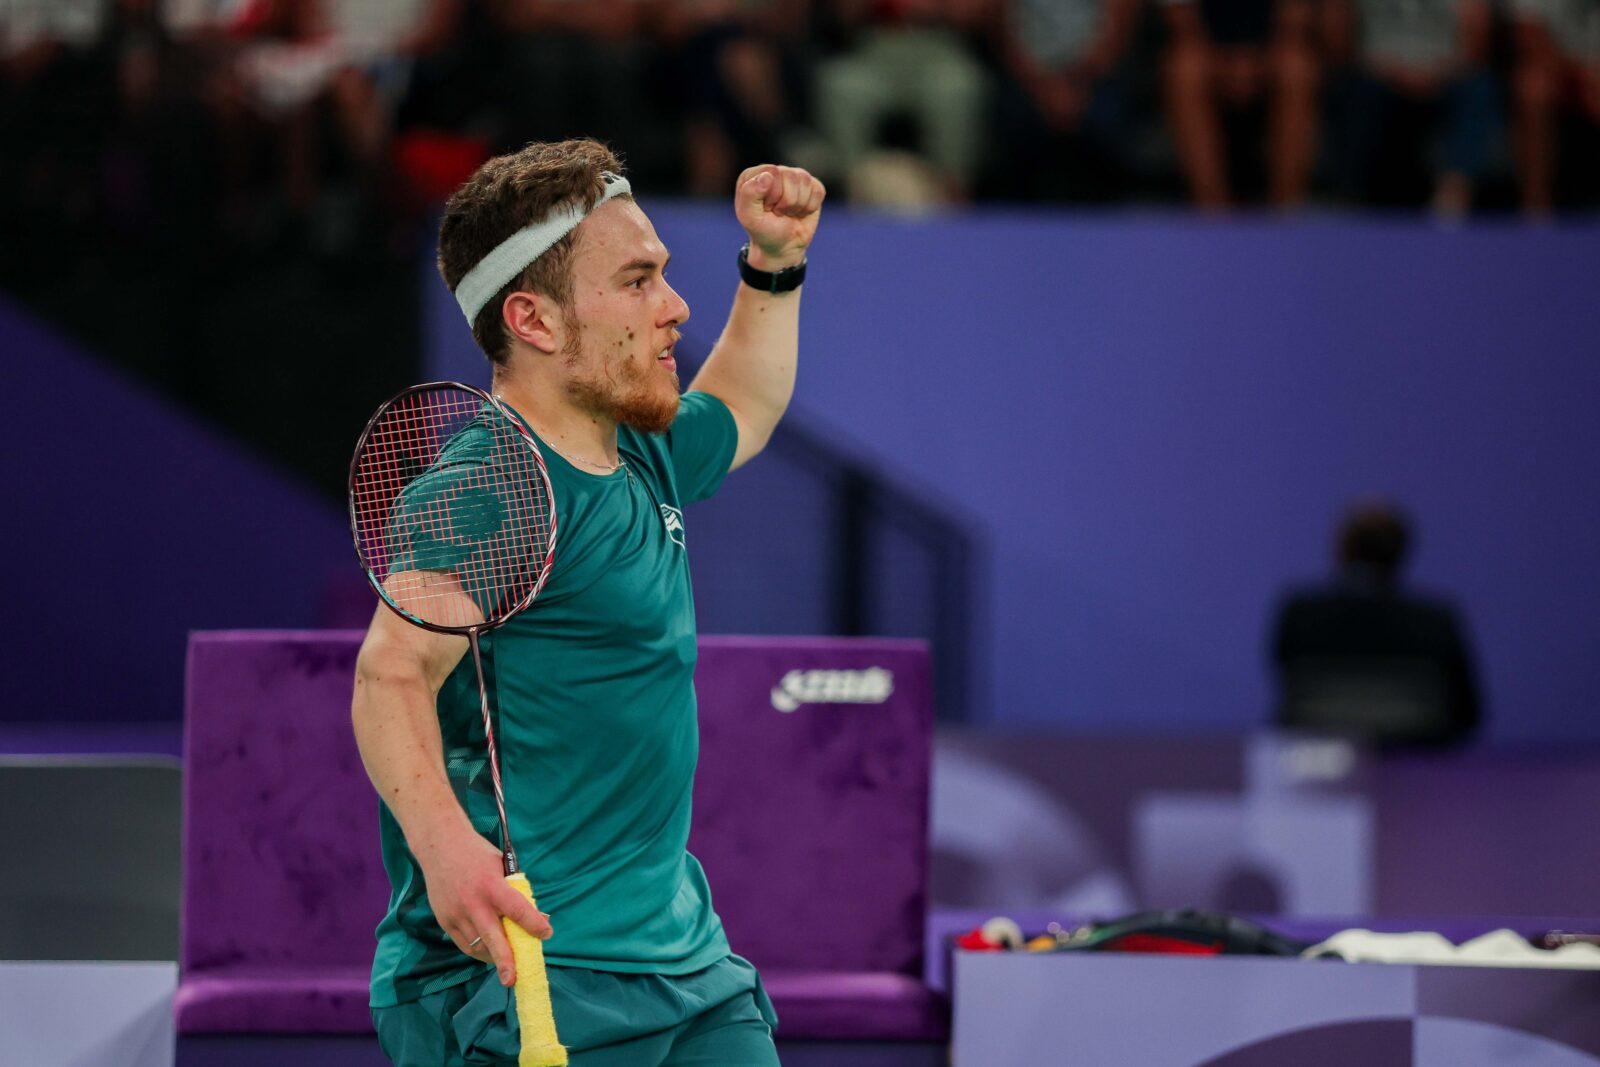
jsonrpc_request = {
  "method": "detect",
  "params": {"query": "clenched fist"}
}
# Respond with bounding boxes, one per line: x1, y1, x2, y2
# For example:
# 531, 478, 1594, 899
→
735, 165, 826, 272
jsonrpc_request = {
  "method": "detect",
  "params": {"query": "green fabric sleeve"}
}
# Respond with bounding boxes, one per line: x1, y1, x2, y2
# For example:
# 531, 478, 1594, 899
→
667, 391, 739, 503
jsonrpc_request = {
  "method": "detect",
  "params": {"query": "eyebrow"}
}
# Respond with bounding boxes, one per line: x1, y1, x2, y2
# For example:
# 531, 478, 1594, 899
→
614, 251, 671, 278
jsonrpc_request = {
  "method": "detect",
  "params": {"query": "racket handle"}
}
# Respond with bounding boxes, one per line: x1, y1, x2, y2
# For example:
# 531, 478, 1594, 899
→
503, 872, 567, 1067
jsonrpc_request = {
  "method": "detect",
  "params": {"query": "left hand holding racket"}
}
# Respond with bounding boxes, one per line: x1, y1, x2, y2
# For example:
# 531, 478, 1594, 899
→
424, 828, 552, 974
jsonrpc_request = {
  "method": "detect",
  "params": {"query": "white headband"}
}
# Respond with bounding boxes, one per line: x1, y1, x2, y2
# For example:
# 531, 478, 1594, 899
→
453, 171, 632, 324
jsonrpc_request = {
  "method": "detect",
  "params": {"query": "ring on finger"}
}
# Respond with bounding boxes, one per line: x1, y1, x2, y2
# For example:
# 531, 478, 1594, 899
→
467, 936, 483, 949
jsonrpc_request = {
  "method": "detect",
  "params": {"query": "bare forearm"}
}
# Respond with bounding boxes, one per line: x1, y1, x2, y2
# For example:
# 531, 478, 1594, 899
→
692, 279, 801, 445
352, 664, 473, 857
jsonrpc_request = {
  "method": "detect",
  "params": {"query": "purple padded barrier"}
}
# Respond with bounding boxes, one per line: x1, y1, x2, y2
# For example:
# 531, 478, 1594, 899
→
177, 631, 380, 1033
177, 631, 944, 1041
688, 637, 944, 1039
174, 1035, 946, 1067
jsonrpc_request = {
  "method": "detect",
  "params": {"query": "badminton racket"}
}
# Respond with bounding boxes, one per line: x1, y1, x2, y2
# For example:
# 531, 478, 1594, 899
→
349, 381, 565, 1067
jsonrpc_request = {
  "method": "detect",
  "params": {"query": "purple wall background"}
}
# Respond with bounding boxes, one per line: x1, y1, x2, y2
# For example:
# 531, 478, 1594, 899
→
8, 211, 1599, 742
2, 298, 354, 723
428, 207, 1600, 743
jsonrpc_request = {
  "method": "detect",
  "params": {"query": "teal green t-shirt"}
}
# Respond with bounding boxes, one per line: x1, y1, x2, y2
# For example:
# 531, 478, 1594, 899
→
370, 390, 740, 1008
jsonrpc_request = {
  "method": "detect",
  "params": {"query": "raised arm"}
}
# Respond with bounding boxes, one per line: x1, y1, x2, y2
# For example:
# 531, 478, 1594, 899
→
689, 164, 826, 471
350, 578, 551, 986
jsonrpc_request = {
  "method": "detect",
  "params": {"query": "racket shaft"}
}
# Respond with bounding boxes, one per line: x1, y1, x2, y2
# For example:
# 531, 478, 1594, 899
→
469, 631, 519, 874
504, 872, 566, 1066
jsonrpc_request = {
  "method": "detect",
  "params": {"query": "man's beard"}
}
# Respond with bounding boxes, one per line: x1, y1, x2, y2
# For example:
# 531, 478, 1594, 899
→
564, 344, 681, 435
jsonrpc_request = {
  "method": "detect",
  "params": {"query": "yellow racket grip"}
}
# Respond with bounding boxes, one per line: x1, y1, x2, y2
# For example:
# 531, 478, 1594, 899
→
503, 872, 567, 1067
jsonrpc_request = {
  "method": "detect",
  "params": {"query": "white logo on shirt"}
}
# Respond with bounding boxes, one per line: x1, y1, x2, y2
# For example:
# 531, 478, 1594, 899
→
770, 669, 895, 712
660, 505, 685, 548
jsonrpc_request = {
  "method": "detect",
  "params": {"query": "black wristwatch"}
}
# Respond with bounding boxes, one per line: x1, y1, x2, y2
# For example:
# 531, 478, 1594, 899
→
738, 243, 807, 294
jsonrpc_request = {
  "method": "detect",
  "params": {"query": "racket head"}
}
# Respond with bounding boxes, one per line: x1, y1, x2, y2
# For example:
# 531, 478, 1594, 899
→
348, 382, 557, 635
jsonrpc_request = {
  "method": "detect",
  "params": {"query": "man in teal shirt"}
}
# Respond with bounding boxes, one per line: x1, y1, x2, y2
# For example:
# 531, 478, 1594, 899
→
352, 139, 824, 1065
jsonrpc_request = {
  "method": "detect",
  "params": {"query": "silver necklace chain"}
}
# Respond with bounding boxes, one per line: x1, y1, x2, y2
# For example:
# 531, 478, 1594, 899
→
494, 392, 625, 473
542, 438, 626, 473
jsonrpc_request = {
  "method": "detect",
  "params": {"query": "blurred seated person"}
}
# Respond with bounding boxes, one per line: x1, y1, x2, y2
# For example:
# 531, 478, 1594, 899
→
1162, 0, 1320, 208
91, 0, 195, 242
814, 0, 992, 202
1270, 499, 1481, 747
990, 0, 1140, 201
205, 0, 456, 226
0, 0, 102, 80
487, 0, 653, 172
1510, 0, 1600, 216
0, 0, 106, 245
657, 0, 805, 198
1323, 0, 1496, 216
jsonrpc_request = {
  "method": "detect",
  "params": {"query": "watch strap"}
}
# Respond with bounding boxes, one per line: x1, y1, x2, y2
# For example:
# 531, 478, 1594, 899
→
738, 243, 807, 294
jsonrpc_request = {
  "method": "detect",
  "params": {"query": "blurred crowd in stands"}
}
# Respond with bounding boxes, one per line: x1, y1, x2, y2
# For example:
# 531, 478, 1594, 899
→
1, 1, 1595, 502
4, 0, 1599, 253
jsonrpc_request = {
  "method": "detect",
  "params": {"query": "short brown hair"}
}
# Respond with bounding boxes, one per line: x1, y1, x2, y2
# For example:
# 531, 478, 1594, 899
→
437, 139, 628, 365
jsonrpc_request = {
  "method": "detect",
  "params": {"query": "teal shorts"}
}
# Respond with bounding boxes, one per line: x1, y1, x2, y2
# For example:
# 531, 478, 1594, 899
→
372, 954, 780, 1067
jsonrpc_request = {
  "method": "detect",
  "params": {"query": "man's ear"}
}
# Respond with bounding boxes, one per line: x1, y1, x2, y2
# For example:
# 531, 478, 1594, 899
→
503, 291, 562, 355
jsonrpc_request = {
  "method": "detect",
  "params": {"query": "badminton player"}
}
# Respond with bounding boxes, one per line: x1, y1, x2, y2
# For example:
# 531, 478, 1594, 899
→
352, 138, 824, 1066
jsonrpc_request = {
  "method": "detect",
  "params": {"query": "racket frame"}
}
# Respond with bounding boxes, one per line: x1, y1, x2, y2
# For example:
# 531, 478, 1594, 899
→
348, 381, 559, 637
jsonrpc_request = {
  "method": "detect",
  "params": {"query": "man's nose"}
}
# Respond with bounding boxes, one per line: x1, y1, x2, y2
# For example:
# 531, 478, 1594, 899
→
662, 281, 690, 326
